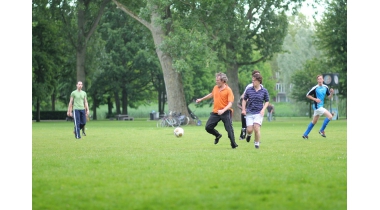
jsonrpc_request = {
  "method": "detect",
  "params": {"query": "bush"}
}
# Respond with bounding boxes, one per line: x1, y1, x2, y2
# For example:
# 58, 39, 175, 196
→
32, 111, 67, 120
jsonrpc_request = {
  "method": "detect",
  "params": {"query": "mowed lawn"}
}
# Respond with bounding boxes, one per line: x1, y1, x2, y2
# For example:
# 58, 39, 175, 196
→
32, 118, 347, 210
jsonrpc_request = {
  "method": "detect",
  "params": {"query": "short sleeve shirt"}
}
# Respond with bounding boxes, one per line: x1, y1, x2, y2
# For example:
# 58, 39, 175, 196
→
306, 84, 330, 110
71, 90, 87, 110
212, 84, 234, 113
244, 86, 269, 114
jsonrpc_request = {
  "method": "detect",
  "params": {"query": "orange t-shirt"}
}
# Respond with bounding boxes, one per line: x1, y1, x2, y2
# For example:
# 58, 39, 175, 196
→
212, 84, 234, 113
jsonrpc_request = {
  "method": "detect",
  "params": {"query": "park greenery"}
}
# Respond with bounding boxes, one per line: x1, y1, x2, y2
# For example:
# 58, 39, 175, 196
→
32, 118, 347, 209
32, 0, 347, 121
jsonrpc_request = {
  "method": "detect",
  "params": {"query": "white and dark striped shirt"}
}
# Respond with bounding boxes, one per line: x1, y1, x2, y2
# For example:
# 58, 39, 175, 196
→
243, 86, 270, 114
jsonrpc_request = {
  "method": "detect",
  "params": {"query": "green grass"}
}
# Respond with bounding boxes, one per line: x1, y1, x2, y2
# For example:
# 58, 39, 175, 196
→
33, 118, 347, 210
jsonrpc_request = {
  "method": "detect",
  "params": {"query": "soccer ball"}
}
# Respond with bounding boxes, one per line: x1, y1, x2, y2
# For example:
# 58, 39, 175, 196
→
174, 127, 184, 137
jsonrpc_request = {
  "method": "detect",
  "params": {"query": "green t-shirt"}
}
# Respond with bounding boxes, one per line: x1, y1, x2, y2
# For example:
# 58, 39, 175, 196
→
71, 90, 87, 110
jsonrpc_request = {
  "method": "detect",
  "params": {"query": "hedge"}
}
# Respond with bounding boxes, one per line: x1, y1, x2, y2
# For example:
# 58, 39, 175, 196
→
32, 111, 68, 120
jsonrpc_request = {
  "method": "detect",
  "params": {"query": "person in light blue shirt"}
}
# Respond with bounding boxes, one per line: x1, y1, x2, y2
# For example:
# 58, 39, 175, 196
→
302, 75, 334, 139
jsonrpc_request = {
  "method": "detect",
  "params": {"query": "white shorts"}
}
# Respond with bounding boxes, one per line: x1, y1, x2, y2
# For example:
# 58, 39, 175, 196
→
313, 107, 328, 116
246, 113, 263, 126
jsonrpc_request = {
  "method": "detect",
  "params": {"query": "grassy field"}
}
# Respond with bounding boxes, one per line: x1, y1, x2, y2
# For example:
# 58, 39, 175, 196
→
32, 118, 347, 210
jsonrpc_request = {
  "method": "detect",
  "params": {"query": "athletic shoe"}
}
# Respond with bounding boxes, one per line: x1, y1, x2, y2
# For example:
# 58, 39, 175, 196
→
319, 131, 326, 137
239, 128, 246, 140
246, 135, 251, 142
231, 143, 238, 149
214, 134, 222, 144
242, 128, 247, 139
255, 144, 259, 149
302, 135, 308, 139
82, 129, 86, 136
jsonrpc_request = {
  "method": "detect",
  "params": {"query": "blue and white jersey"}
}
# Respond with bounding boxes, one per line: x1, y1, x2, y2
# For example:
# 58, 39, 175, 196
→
306, 84, 331, 110
243, 83, 263, 96
244, 86, 269, 114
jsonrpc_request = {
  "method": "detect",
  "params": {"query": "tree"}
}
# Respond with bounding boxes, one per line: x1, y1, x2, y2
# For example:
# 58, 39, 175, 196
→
59, 0, 111, 90
94, 6, 161, 116
111, 0, 306, 121
276, 13, 322, 101
174, 0, 307, 120
290, 58, 328, 117
32, 0, 67, 121
314, 0, 347, 98
110, 0, 192, 118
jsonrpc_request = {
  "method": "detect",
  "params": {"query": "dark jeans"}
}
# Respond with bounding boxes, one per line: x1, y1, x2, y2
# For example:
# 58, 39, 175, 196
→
205, 110, 237, 146
73, 109, 86, 138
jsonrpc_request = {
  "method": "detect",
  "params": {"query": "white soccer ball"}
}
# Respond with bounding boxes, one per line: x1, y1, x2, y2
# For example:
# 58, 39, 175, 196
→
174, 127, 184, 137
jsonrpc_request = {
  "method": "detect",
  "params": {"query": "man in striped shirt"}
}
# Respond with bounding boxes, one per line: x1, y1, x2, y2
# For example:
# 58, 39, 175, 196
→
241, 73, 270, 149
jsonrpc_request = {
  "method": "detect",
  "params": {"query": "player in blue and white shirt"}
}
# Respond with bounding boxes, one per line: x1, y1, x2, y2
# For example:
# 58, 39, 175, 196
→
241, 73, 269, 149
302, 74, 334, 139
238, 70, 262, 140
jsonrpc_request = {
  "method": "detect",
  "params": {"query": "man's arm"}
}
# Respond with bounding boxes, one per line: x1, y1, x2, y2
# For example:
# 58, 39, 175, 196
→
196, 93, 212, 103
241, 99, 247, 115
84, 97, 90, 116
67, 97, 73, 117
306, 95, 320, 103
219, 101, 233, 114
262, 102, 269, 116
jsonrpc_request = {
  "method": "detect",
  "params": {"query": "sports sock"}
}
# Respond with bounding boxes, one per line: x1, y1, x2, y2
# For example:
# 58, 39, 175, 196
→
320, 118, 330, 132
303, 122, 315, 136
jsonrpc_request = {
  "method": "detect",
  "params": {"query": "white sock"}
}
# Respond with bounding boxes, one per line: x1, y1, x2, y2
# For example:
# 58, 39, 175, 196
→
255, 141, 259, 145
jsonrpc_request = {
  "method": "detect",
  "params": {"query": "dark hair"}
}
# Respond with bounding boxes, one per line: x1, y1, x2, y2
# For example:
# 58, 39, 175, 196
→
216, 72, 228, 83
253, 73, 263, 84
252, 70, 260, 76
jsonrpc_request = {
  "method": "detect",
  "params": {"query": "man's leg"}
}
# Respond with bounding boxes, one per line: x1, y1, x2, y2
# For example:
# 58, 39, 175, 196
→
253, 123, 261, 149
221, 110, 238, 149
79, 110, 87, 136
303, 114, 320, 139
239, 113, 246, 140
73, 110, 81, 139
205, 113, 222, 144
319, 110, 333, 137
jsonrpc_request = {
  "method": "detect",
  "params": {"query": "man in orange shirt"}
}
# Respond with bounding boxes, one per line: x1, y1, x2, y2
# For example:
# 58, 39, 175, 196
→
196, 72, 238, 149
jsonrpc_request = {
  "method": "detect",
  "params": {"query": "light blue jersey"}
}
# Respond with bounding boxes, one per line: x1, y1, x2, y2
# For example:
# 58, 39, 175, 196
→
306, 84, 331, 110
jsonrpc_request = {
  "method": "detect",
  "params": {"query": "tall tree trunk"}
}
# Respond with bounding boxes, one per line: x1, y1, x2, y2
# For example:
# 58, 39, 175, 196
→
76, 0, 110, 89
107, 96, 113, 117
122, 87, 128, 114
91, 94, 98, 120
76, 47, 86, 87
225, 42, 242, 121
112, 0, 190, 119
76, 2, 87, 88
114, 91, 121, 114
150, 9, 189, 117
226, 63, 241, 121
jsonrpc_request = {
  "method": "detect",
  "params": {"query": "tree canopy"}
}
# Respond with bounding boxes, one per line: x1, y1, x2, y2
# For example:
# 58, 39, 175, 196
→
314, 0, 347, 98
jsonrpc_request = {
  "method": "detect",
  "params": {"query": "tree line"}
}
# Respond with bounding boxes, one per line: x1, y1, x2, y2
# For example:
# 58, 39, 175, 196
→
32, 0, 347, 121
